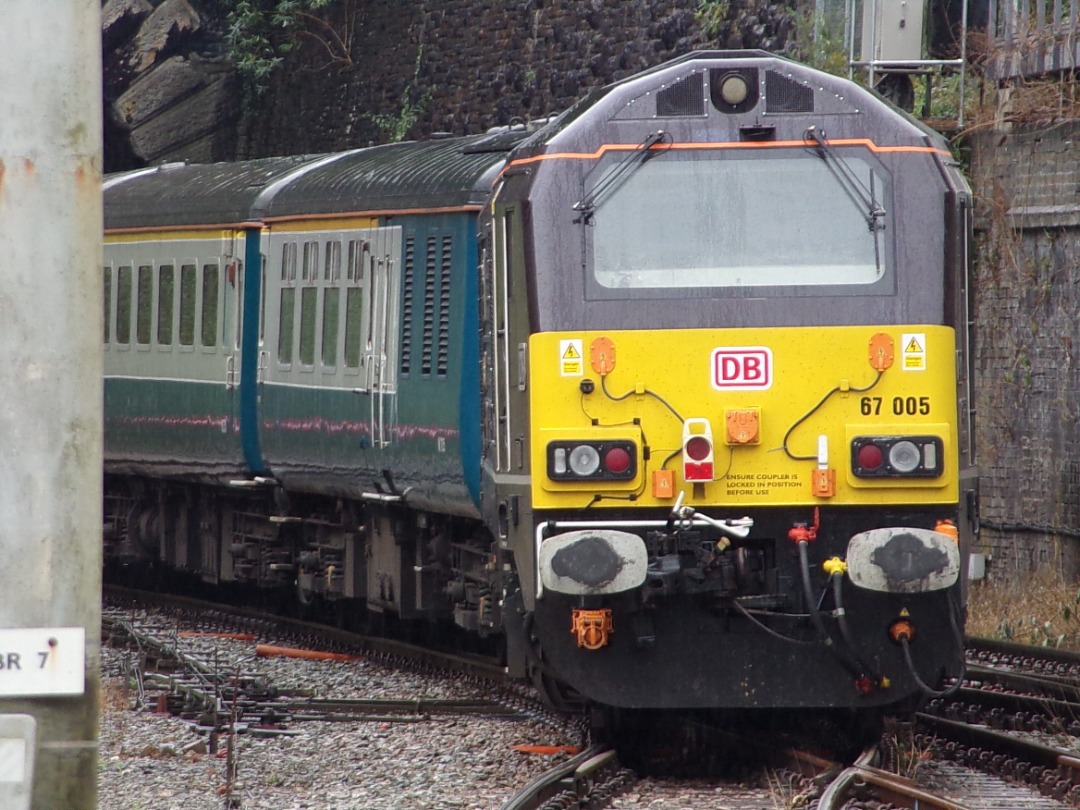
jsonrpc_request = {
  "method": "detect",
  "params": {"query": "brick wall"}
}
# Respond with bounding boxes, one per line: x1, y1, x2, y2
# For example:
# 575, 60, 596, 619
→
235, 0, 795, 157
968, 120, 1080, 580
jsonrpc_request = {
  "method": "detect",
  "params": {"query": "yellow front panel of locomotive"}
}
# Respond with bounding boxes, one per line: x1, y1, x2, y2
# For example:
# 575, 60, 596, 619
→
528, 326, 959, 510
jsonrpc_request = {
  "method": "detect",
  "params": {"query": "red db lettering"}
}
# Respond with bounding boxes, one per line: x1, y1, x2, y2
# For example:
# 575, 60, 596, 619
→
711, 348, 773, 391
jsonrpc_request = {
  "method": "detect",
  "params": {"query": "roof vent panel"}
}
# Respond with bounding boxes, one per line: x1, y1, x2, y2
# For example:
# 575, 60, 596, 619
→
656, 73, 706, 117
765, 70, 815, 113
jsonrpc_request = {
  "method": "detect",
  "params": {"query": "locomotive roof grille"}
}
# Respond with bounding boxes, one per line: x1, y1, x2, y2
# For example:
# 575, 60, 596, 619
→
657, 74, 705, 117
765, 70, 815, 114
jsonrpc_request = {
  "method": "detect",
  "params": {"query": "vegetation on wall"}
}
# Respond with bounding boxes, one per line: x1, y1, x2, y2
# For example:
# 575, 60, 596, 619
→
695, 0, 732, 39
695, 0, 796, 52
223, 0, 357, 102
785, 2, 847, 75
371, 46, 431, 143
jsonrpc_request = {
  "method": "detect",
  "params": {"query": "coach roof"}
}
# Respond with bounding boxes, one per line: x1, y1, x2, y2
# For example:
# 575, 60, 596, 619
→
104, 133, 524, 231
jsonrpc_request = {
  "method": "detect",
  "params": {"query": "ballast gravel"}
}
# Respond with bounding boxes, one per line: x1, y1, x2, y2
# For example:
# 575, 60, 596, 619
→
98, 610, 577, 810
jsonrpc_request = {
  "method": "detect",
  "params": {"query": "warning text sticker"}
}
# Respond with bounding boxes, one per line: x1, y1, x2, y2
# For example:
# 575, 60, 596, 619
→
560, 339, 583, 376
901, 333, 926, 371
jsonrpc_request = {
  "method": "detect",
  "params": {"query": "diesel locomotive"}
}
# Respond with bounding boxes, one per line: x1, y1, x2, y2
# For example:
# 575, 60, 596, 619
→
103, 51, 976, 718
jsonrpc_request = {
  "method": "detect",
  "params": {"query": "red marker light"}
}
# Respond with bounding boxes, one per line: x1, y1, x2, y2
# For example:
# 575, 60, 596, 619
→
856, 443, 884, 470
604, 447, 631, 474
682, 419, 715, 483
685, 436, 711, 461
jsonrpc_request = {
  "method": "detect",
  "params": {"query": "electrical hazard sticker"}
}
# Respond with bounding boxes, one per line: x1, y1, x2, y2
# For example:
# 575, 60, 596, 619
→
901, 333, 926, 371
560, 339, 583, 376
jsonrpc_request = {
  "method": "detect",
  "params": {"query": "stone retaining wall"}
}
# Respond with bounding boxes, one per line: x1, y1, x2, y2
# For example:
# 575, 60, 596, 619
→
102, 0, 796, 166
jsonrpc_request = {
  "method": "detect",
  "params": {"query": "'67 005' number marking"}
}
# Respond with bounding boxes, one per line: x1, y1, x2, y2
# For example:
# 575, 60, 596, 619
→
860, 396, 931, 416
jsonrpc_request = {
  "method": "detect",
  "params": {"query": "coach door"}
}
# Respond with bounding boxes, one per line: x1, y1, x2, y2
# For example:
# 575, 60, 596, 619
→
223, 242, 243, 436
355, 226, 401, 448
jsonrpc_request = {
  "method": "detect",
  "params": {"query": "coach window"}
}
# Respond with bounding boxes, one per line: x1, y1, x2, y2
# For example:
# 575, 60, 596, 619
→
136, 264, 153, 345
278, 288, 295, 364
302, 240, 319, 281
233, 260, 243, 351
260, 254, 267, 343
343, 239, 368, 369
344, 239, 367, 370
300, 288, 317, 367
322, 240, 342, 368
278, 242, 297, 364
202, 263, 219, 348
322, 286, 340, 368
297, 240, 318, 367
179, 264, 197, 346
157, 264, 174, 346
279, 242, 298, 360
282, 241, 298, 283
103, 267, 111, 344
278, 243, 295, 367
116, 265, 132, 345
325, 240, 341, 282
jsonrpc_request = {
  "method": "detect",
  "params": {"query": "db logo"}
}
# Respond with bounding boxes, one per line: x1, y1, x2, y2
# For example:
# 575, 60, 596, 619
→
711, 347, 773, 391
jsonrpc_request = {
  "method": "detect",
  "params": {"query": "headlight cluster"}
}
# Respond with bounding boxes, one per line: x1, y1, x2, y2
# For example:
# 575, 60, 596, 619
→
547, 440, 637, 481
851, 436, 943, 478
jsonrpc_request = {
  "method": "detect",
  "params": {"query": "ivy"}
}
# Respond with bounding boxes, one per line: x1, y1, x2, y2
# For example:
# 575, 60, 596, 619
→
222, 0, 348, 105
371, 46, 431, 143
695, 0, 731, 40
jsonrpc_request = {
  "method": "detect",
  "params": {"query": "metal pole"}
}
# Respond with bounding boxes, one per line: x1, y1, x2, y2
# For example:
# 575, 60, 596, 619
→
869, 0, 879, 87
959, 0, 969, 127
848, 0, 858, 80
0, 2, 102, 809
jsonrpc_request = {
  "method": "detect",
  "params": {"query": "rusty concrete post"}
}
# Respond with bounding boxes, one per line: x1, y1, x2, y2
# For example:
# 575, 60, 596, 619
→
0, 2, 103, 808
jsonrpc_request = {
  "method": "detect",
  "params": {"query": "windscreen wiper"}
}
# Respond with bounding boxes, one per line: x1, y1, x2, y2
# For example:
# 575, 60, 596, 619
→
804, 125, 885, 232
573, 130, 670, 224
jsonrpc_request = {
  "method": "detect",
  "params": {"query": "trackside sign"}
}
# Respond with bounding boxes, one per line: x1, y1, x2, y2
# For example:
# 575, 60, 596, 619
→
711, 347, 773, 391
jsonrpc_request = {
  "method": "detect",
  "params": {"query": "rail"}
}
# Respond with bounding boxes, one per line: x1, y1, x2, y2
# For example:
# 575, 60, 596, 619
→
499, 745, 632, 810
817, 745, 971, 809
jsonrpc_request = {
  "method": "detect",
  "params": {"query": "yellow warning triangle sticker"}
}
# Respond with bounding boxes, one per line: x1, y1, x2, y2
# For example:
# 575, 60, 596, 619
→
562, 344, 580, 359
905, 337, 923, 353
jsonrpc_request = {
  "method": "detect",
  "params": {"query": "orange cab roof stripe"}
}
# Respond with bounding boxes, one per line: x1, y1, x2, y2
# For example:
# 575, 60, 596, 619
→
503, 138, 949, 173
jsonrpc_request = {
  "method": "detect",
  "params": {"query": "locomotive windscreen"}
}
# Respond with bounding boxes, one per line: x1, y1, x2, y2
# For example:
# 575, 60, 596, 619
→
586, 148, 889, 293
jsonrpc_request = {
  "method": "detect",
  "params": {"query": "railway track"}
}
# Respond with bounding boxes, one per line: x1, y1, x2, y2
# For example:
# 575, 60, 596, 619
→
498, 746, 633, 810
105, 583, 510, 682
900, 636, 1080, 808
104, 585, 580, 737
491, 634, 1080, 810
106, 610, 526, 728
102, 592, 1080, 809
101, 587, 590, 809
495, 741, 996, 809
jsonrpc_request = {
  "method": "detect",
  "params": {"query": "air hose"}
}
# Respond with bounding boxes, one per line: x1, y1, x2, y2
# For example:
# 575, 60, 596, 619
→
830, 569, 886, 686
797, 540, 874, 686
897, 591, 966, 698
